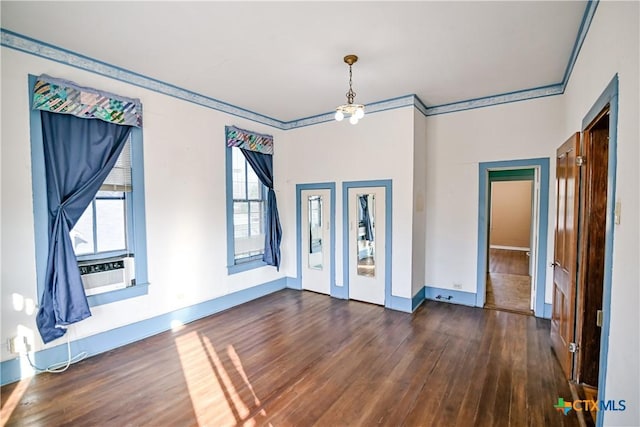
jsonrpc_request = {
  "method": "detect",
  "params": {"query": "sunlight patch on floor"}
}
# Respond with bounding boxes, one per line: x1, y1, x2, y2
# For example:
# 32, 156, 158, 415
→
227, 344, 264, 413
200, 336, 252, 422
175, 331, 233, 424
174, 331, 266, 425
0, 377, 33, 425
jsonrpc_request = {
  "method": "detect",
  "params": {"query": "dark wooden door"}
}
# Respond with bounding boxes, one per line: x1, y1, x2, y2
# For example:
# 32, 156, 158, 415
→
550, 133, 581, 379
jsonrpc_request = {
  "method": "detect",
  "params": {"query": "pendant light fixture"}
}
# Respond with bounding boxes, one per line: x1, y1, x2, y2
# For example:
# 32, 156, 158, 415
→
335, 54, 365, 124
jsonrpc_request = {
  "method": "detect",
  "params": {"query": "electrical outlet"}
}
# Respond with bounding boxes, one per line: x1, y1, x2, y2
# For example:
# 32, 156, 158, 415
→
8, 336, 20, 353
453, 283, 463, 290
7, 336, 30, 354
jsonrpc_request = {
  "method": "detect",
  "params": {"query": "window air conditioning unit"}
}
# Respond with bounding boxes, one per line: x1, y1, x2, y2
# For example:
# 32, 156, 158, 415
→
79, 257, 135, 296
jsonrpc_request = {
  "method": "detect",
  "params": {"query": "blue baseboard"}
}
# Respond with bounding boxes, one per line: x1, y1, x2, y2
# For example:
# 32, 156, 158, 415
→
412, 287, 426, 311
331, 284, 348, 300
543, 303, 552, 319
386, 288, 426, 313
387, 295, 412, 313
424, 285, 477, 307
1, 277, 288, 386
286, 276, 301, 290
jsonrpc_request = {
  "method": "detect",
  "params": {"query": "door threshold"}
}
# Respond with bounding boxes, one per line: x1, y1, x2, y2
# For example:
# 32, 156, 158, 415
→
483, 304, 534, 316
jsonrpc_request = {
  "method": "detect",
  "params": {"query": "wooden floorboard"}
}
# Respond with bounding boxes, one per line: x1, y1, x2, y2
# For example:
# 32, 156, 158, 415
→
489, 249, 530, 276
1, 290, 579, 427
487, 249, 532, 314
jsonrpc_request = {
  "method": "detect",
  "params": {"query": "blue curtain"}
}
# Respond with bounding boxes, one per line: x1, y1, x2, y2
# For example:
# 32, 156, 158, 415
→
240, 148, 282, 269
359, 195, 374, 241
36, 112, 132, 343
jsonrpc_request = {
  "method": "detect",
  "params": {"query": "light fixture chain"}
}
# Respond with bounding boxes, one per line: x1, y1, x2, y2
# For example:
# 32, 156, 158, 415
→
335, 54, 365, 124
346, 64, 356, 105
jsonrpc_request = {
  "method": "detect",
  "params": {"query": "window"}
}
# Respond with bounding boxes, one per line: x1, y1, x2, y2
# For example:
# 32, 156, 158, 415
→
226, 147, 267, 273
71, 139, 133, 260
29, 75, 149, 307
72, 191, 126, 255
232, 148, 266, 261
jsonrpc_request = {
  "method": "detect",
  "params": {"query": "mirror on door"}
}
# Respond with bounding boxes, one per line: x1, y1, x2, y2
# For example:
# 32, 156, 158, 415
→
308, 195, 323, 270
356, 194, 375, 277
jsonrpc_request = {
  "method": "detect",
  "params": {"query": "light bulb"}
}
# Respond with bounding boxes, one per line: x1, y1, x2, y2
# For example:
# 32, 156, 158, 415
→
349, 115, 358, 125
355, 107, 365, 119
335, 110, 344, 121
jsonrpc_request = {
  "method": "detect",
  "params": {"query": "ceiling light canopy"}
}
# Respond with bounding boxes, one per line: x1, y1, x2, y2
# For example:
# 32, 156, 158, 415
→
335, 55, 365, 124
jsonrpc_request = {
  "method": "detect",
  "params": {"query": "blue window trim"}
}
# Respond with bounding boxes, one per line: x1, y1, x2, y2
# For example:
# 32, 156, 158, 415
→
225, 143, 266, 274
28, 74, 149, 307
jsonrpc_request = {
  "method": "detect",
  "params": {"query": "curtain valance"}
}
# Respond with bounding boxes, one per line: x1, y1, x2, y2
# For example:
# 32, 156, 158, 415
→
225, 125, 273, 155
33, 74, 143, 128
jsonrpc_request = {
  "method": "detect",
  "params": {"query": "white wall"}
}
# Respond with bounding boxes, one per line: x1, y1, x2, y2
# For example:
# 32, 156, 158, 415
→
562, 2, 639, 425
490, 180, 532, 249
412, 110, 428, 296
424, 95, 565, 297
276, 107, 417, 299
0, 48, 285, 362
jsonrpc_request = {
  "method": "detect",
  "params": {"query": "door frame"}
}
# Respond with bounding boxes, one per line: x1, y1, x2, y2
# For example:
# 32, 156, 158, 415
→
575, 107, 609, 387
295, 183, 336, 296
487, 169, 536, 311
476, 158, 550, 317
342, 180, 392, 307
581, 76, 618, 427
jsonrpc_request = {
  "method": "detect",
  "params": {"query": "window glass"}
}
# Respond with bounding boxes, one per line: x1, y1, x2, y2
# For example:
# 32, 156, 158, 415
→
247, 170, 261, 199
70, 142, 131, 258
230, 148, 266, 263
96, 196, 126, 252
71, 206, 94, 255
249, 201, 263, 236
234, 201, 249, 239
232, 149, 246, 199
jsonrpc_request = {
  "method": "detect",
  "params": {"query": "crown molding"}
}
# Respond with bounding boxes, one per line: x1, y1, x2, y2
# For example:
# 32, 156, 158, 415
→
281, 95, 416, 129
561, 0, 599, 90
423, 84, 564, 116
1, 29, 285, 129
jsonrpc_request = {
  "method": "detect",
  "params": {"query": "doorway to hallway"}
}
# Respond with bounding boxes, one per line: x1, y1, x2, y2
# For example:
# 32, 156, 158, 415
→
476, 158, 550, 318
486, 173, 534, 315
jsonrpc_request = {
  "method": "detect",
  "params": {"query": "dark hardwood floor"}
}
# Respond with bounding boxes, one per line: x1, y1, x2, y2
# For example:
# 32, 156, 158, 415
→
1, 290, 578, 426
488, 248, 530, 276
486, 249, 532, 315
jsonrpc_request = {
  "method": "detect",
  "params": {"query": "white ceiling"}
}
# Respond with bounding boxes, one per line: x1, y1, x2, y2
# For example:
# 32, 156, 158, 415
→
1, 1, 587, 122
